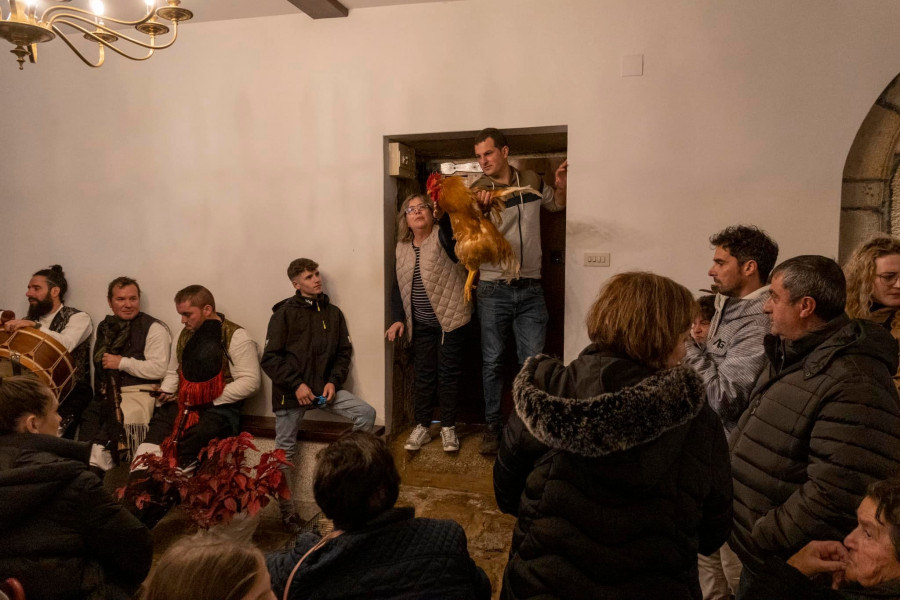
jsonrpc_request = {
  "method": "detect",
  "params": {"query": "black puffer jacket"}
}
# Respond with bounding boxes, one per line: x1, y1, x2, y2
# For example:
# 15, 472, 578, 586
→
0, 433, 152, 600
742, 556, 900, 600
266, 507, 490, 600
261, 292, 352, 412
730, 314, 900, 569
494, 345, 732, 600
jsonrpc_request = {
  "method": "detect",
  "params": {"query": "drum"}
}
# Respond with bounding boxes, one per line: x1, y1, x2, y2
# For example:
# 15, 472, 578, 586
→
0, 327, 75, 400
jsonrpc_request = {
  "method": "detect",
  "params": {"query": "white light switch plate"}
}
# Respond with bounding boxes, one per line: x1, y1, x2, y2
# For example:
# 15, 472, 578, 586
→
584, 252, 611, 267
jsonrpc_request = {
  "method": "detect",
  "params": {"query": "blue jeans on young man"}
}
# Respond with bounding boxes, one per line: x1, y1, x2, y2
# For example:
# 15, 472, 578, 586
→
274, 390, 375, 515
477, 279, 549, 425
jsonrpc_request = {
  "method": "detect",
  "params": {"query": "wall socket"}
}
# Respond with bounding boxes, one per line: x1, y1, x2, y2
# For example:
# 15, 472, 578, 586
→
584, 252, 611, 267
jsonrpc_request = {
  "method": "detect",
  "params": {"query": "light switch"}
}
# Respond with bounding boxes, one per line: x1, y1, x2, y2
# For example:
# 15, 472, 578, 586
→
584, 252, 611, 267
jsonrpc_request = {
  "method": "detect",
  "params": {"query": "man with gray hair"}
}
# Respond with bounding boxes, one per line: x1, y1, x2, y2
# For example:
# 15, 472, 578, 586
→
729, 255, 900, 598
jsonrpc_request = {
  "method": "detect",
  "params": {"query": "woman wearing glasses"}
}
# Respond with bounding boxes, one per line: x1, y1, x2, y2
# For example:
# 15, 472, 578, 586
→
845, 234, 900, 390
386, 193, 472, 453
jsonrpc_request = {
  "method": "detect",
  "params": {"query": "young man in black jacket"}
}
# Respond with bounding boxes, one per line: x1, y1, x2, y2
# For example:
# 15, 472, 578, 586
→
261, 258, 376, 533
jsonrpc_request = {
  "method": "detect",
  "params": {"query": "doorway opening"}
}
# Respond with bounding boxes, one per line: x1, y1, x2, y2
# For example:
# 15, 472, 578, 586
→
382, 126, 567, 437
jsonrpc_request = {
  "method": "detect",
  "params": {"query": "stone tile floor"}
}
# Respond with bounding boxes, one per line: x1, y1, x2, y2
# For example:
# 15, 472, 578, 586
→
109, 423, 514, 599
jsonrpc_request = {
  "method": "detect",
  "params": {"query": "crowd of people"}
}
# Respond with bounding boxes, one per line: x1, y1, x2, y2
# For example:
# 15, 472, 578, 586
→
2, 127, 900, 599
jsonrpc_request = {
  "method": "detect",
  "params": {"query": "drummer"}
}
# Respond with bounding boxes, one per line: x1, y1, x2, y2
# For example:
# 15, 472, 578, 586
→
79, 277, 172, 460
3, 265, 93, 438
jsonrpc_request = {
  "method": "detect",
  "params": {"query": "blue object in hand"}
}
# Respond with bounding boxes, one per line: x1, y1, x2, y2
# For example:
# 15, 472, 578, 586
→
313, 395, 328, 406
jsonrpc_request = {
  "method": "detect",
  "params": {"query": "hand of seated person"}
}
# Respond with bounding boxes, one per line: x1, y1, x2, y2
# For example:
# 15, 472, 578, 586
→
787, 540, 848, 585
323, 383, 335, 403
296, 383, 314, 406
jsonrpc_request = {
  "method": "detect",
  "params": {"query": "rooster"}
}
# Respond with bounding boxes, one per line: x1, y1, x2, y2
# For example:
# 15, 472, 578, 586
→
426, 173, 540, 302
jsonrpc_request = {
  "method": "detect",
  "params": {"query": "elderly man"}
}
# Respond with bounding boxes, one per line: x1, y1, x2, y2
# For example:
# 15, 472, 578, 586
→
80, 277, 172, 459
730, 256, 900, 598
3, 265, 93, 438
127, 285, 260, 528
742, 478, 900, 599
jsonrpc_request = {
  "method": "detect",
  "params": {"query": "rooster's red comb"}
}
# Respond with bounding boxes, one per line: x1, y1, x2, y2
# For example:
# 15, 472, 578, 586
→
425, 172, 443, 203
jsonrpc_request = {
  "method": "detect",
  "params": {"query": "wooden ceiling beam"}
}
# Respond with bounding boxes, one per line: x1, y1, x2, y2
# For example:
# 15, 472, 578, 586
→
286, 0, 349, 19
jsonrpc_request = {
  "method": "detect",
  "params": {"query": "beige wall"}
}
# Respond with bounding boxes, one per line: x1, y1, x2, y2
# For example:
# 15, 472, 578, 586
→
3, 0, 900, 425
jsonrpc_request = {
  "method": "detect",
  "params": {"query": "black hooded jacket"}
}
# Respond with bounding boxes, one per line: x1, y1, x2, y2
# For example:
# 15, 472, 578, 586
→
494, 345, 732, 600
0, 433, 152, 600
261, 292, 352, 412
730, 314, 900, 570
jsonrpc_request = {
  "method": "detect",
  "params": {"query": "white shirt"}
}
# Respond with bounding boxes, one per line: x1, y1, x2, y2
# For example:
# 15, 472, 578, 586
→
160, 325, 260, 406
37, 305, 92, 352
118, 322, 172, 381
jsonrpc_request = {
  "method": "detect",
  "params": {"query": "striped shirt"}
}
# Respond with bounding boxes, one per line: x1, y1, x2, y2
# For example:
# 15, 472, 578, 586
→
411, 244, 439, 326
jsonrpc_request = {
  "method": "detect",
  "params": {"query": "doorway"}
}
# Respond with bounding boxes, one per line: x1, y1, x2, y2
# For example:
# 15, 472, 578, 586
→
383, 126, 568, 436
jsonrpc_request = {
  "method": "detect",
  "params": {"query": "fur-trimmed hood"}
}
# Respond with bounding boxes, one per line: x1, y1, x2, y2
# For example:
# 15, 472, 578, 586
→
513, 353, 707, 458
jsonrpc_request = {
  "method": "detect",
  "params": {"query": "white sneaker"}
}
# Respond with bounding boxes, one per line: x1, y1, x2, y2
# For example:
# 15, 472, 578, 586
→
404, 424, 431, 451
440, 426, 459, 452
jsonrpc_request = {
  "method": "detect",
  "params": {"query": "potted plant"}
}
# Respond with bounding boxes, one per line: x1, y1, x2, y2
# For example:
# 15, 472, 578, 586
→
118, 431, 291, 540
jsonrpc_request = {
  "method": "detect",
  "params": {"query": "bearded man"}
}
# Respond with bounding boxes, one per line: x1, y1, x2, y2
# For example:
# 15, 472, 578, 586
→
4, 265, 93, 438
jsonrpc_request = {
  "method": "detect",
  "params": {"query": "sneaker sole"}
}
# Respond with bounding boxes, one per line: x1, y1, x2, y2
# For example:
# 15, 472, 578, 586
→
404, 438, 431, 451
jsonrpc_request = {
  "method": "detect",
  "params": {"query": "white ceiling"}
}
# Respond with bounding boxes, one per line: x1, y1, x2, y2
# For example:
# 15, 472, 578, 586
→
50, 0, 456, 25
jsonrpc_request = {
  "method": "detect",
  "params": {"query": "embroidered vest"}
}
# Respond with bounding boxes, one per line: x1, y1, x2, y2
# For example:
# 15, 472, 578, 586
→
175, 314, 241, 384
117, 312, 164, 387
50, 306, 91, 387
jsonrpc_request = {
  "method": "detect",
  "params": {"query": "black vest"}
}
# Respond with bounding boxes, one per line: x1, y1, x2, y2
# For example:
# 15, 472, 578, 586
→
50, 306, 91, 387
100, 312, 163, 387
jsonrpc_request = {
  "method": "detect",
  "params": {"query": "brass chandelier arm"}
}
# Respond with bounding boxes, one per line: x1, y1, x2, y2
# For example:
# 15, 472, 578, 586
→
53, 15, 180, 52
42, 5, 156, 28
51, 20, 169, 65
50, 23, 107, 67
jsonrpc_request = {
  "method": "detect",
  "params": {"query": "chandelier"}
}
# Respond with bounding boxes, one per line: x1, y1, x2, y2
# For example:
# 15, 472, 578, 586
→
0, 0, 192, 70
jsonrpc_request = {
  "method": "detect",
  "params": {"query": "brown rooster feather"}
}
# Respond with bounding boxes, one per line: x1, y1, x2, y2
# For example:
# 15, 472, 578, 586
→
426, 173, 540, 302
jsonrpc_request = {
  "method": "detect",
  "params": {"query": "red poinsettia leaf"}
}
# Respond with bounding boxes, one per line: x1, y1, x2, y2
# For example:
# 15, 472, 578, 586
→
224, 497, 237, 512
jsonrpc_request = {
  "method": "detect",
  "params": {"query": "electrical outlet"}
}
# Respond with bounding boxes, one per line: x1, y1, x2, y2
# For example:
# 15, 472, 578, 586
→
584, 252, 611, 267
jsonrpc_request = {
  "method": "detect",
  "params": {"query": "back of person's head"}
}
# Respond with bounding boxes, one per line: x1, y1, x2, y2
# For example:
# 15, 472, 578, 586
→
33, 264, 68, 302
770, 255, 846, 321
585, 272, 696, 370
287, 258, 318, 281
474, 127, 508, 149
313, 431, 400, 531
868, 478, 900, 562
138, 534, 269, 600
173, 285, 216, 311
697, 294, 716, 322
710, 225, 779, 284
0, 375, 53, 434
844, 234, 900, 318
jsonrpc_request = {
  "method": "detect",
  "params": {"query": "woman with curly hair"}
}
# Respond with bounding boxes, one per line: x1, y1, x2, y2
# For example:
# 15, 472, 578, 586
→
844, 234, 900, 389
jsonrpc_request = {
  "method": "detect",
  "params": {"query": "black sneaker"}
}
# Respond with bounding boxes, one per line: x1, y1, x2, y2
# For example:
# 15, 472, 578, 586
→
282, 512, 304, 535
479, 422, 502, 455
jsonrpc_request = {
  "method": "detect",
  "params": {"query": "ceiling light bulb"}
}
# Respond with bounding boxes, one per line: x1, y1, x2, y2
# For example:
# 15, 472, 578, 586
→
90, 0, 105, 16
24, 0, 37, 6
145, 0, 156, 9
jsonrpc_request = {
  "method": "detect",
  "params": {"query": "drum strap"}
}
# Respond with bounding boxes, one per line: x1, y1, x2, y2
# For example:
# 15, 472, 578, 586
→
10, 354, 22, 376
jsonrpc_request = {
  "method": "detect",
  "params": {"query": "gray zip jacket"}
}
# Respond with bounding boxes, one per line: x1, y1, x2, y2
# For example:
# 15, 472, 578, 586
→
684, 286, 770, 438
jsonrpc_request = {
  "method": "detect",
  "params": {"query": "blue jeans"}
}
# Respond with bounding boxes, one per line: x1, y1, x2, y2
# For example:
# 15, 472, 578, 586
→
274, 390, 375, 515
477, 279, 548, 425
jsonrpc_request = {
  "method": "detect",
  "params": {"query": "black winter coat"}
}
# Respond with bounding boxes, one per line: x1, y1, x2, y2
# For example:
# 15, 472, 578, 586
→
0, 433, 152, 600
729, 315, 900, 569
742, 556, 900, 600
261, 292, 352, 412
266, 507, 491, 600
494, 346, 732, 600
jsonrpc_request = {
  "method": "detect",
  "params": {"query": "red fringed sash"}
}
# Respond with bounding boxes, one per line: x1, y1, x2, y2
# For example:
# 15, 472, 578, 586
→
161, 370, 225, 460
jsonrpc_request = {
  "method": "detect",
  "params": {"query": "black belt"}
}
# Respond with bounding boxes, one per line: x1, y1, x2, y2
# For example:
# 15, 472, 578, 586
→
501, 278, 540, 288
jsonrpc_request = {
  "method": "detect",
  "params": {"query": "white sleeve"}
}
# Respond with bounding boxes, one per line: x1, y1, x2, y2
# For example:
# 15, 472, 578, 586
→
118, 322, 172, 381
214, 328, 260, 405
159, 333, 181, 394
540, 184, 564, 212
44, 311, 92, 353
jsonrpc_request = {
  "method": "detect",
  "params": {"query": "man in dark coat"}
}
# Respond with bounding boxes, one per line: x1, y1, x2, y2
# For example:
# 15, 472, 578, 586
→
729, 256, 900, 597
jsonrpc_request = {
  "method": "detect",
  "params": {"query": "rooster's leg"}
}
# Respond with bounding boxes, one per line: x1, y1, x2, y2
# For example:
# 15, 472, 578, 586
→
464, 268, 478, 303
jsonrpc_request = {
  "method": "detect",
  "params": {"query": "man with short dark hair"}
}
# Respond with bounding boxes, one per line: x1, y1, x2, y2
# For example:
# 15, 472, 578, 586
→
80, 277, 172, 459
126, 285, 260, 528
729, 255, 900, 597
471, 127, 568, 454
4, 264, 93, 438
261, 258, 375, 533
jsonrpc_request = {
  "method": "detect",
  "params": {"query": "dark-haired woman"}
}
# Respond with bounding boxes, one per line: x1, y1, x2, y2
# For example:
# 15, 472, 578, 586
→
267, 431, 490, 600
494, 272, 732, 600
0, 376, 151, 600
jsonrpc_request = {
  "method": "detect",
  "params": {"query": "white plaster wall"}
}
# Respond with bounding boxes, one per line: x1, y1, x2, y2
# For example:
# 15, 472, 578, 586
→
3, 0, 900, 423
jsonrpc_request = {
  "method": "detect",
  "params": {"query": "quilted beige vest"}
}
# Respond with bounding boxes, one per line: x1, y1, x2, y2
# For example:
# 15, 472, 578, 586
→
396, 227, 472, 339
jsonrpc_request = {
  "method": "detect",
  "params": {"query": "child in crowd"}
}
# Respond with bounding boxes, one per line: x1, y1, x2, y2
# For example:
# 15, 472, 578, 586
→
691, 294, 716, 345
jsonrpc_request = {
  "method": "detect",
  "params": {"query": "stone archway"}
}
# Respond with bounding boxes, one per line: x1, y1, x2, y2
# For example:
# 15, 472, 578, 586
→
840, 74, 900, 263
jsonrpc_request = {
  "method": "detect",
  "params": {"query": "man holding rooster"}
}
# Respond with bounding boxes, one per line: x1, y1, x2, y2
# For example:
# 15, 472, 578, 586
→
472, 127, 568, 454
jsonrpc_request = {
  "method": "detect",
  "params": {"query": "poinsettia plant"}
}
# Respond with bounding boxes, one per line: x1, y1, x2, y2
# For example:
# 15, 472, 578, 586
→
118, 431, 291, 529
